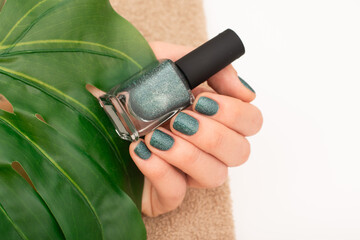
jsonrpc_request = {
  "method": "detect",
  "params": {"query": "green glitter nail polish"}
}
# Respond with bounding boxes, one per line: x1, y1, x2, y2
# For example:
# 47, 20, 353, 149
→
238, 76, 255, 93
195, 97, 219, 116
173, 112, 199, 136
150, 129, 174, 151
134, 141, 151, 160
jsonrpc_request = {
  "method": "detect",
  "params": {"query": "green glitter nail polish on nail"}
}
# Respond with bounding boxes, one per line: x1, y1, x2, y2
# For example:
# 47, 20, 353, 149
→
150, 129, 174, 151
134, 141, 151, 160
173, 112, 199, 136
195, 97, 219, 116
238, 76, 255, 93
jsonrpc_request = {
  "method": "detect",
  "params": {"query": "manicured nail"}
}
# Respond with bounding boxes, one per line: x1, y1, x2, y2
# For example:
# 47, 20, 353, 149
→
150, 129, 174, 151
173, 112, 199, 136
134, 141, 151, 160
195, 97, 219, 116
238, 76, 255, 93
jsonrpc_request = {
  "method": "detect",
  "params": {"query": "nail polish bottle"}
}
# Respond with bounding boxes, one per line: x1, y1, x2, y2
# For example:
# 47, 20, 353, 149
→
99, 29, 245, 141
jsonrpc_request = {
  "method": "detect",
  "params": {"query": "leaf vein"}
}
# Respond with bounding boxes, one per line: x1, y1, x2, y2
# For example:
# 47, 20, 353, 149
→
0, 117, 104, 238
0, 203, 30, 240
0, 0, 48, 46
1, 48, 126, 60
0, 40, 142, 69
0, 67, 132, 191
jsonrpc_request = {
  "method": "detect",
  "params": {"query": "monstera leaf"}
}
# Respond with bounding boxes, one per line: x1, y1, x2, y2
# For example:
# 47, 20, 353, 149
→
0, 0, 156, 239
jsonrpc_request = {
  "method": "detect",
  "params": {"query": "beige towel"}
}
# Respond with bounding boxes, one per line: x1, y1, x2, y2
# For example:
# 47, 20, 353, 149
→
110, 1, 236, 239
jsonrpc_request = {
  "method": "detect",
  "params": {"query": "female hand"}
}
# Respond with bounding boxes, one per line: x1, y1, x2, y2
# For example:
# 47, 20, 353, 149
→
129, 41, 263, 217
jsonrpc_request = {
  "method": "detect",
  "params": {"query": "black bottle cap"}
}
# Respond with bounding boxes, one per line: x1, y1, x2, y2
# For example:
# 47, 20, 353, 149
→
175, 29, 245, 89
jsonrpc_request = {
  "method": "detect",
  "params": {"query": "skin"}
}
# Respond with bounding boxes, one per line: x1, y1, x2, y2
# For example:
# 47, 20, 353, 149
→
129, 42, 263, 217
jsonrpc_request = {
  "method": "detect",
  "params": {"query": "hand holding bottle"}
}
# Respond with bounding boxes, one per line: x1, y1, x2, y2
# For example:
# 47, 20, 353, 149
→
129, 41, 263, 217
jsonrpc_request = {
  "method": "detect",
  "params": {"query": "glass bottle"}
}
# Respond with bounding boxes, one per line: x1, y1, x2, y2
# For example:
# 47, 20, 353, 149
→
99, 29, 245, 141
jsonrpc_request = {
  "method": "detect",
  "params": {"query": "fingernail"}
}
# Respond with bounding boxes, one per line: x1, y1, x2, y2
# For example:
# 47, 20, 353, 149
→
239, 76, 255, 93
134, 141, 151, 160
195, 97, 219, 116
173, 112, 199, 136
150, 129, 174, 151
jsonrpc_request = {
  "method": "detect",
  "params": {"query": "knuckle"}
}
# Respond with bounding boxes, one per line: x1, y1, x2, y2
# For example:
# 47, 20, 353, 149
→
249, 106, 263, 135
182, 146, 202, 167
167, 186, 186, 206
240, 138, 251, 165
206, 166, 228, 188
146, 164, 169, 181
228, 137, 251, 167
230, 106, 243, 126
159, 187, 186, 215
160, 204, 179, 216
204, 128, 224, 150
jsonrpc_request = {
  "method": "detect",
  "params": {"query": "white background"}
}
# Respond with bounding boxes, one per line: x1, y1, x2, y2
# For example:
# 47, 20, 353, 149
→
204, 0, 360, 239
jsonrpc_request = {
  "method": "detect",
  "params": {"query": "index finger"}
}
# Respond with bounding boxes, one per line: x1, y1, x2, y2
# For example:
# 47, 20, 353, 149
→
207, 66, 256, 102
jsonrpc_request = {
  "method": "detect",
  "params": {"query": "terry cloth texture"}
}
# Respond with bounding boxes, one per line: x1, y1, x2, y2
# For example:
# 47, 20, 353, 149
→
110, 0, 236, 239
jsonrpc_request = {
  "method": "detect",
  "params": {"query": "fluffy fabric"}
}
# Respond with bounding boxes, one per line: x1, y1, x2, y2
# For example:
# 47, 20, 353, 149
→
110, 0, 236, 239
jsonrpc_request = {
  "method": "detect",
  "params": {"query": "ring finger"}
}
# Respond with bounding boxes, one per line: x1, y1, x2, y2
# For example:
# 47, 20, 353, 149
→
170, 110, 250, 167
192, 92, 263, 136
144, 127, 228, 188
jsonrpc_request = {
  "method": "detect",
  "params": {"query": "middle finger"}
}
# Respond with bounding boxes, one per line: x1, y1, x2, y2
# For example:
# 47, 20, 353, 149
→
170, 110, 250, 167
144, 127, 228, 188
193, 92, 263, 136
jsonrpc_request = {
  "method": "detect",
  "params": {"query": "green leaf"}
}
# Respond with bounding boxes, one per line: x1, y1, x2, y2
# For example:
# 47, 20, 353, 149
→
0, 165, 65, 239
0, 0, 156, 239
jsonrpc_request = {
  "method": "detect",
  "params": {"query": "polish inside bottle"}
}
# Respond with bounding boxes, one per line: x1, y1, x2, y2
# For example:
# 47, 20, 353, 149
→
100, 60, 194, 141
126, 60, 192, 121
